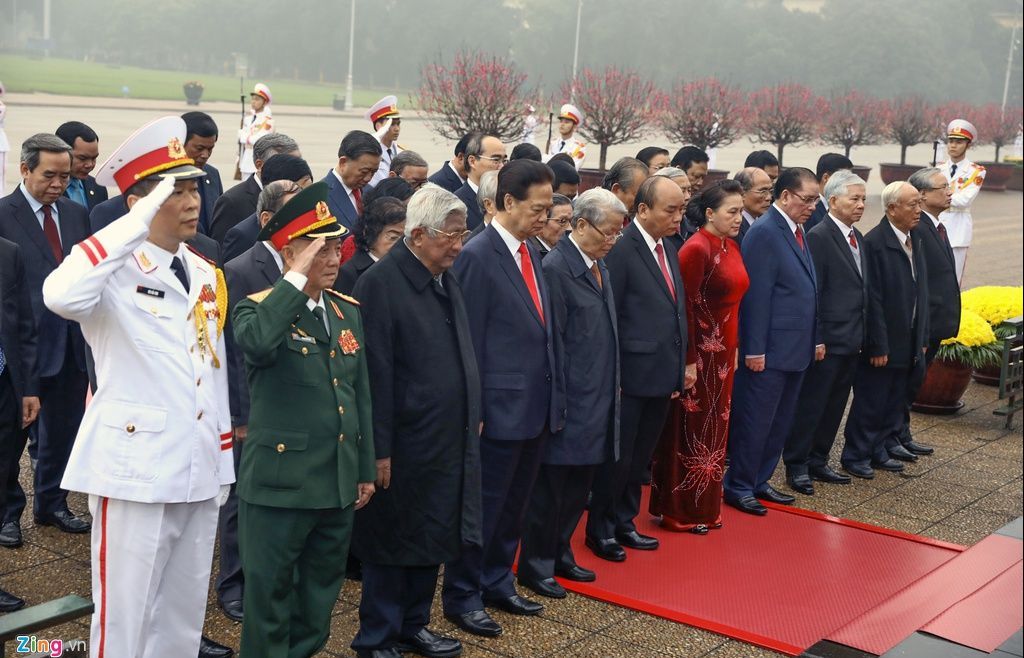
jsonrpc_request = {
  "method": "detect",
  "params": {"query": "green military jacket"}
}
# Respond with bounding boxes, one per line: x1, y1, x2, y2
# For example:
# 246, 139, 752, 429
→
232, 278, 375, 509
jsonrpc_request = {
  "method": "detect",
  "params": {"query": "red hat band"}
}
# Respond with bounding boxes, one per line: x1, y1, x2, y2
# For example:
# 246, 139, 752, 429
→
370, 105, 398, 123
269, 202, 337, 250
113, 138, 194, 194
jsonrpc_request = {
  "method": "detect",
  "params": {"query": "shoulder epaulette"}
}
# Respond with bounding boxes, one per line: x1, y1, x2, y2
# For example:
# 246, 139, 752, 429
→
185, 244, 217, 266
325, 288, 360, 306
247, 288, 273, 303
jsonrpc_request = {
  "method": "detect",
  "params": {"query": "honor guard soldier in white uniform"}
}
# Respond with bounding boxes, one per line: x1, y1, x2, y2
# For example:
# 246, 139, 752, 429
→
546, 103, 587, 170
366, 95, 403, 186
238, 83, 275, 179
43, 116, 235, 658
938, 118, 985, 285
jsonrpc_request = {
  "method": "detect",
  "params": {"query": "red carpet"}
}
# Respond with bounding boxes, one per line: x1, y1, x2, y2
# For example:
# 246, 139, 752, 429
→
562, 489, 967, 655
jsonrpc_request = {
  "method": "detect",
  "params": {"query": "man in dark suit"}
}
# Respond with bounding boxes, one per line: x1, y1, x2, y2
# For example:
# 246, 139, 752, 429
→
209, 133, 300, 243
464, 170, 498, 244
806, 153, 853, 231
733, 166, 773, 247
842, 182, 929, 479
0, 134, 91, 537
322, 131, 381, 232
427, 133, 471, 192
894, 168, 962, 458
0, 238, 40, 566
181, 111, 224, 236
443, 160, 564, 638
55, 122, 108, 213
586, 176, 690, 560
724, 167, 822, 515
454, 133, 507, 230
603, 157, 649, 224
783, 171, 869, 494
222, 154, 313, 263
350, 186, 479, 658
519, 188, 625, 598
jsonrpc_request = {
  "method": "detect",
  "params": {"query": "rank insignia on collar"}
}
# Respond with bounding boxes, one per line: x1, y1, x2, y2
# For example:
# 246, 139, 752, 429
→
329, 299, 344, 320
339, 329, 360, 355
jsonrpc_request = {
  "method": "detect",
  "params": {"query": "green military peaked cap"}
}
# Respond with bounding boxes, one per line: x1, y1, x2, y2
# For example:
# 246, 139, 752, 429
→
259, 181, 348, 250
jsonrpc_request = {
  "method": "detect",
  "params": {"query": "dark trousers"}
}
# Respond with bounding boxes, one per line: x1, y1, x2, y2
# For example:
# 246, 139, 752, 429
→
587, 394, 669, 540
842, 364, 910, 467
723, 367, 806, 499
216, 436, 245, 604
0, 371, 18, 513
33, 349, 88, 516
783, 353, 860, 477
352, 563, 439, 651
519, 463, 596, 582
442, 429, 547, 615
893, 341, 938, 446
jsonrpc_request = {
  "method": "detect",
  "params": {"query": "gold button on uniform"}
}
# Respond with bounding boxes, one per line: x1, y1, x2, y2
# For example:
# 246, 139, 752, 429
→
338, 434, 345, 442
338, 405, 345, 415
333, 378, 339, 387
330, 349, 336, 358
301, 346, 309, 355
126, 424, 136, 433
276, 443, 286, 453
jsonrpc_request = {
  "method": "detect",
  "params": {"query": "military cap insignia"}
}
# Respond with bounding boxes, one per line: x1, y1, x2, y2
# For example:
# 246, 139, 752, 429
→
316, 201, 330, 222
167, 137, 187, 159
339, 329, 360, 355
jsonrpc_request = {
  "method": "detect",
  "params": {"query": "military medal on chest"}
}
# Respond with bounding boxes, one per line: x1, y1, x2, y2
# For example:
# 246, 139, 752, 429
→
339, 329, 360, 355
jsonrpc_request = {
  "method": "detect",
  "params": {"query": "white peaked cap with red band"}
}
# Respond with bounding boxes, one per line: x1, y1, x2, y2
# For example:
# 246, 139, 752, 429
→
252, 83, 272, 104
365, 95, 400, 124
558, 103, 583, 125
947, 119, 977, 141
95, 116, 205, 194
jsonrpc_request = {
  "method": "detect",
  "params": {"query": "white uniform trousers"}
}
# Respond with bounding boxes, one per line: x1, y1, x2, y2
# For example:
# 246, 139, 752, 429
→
88, 494, 218, 658
952, 246, 968, 286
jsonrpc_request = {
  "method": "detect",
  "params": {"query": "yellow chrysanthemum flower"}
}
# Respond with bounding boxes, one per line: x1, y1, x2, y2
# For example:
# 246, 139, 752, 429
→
941, 309, 997, 347
961, 286, 1024, 327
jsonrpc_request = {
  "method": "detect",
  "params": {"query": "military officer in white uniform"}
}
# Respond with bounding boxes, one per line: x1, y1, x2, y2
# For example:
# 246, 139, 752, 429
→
366, 95, 403, 186
43, 116, 234, 658
238, 83, 275, 180
938, 118, 985, 285
546, 103, 587, 170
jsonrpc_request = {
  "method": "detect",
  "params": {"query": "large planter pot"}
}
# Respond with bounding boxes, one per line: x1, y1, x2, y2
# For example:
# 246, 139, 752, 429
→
851, 165, 872, 183
879, 163, 924, 185
976, 162, 1014, 192
578, 168, 604, 194
703, 168, 730, 187
183, 84, 203, 106
972, 363, 1001, 386
912, 357, 973, 414
1007, 167, 1023, 192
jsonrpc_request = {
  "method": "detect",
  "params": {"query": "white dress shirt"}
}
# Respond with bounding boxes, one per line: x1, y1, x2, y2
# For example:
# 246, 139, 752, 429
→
20, 182, 60, 233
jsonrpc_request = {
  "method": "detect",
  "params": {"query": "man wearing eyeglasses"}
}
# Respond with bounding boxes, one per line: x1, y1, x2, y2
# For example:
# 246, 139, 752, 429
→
388, 150, 429, 191
529, 194, 573, 258
733, 167, 773, 247
455, 133, 507, 230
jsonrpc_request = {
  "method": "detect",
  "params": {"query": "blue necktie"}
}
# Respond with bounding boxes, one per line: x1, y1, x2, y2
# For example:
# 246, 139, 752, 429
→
67, 179, 88, 208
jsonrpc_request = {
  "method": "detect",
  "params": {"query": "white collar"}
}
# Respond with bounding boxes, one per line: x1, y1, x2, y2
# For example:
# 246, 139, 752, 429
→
261, 241, 283, 270
332, 168, 355, 196
491, 217, 524, 257
253, 174, 264, 190
448, 161, 465, 180
923, 210, 942, 228
18, 183, 51, 215
568, 233, 595, 269
633, 219, 661, 253
828, 213, 855, 240
145, 240, 188, 273
305, 293, 327, 314
889, 221, 910, 246
536, 236, 554, 251
773, 203, 799, 234
467, 178, 479, 194
742, 209, 757, 225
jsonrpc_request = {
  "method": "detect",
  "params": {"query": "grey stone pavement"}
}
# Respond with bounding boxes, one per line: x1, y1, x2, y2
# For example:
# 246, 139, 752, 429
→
0, 97, 1021, 656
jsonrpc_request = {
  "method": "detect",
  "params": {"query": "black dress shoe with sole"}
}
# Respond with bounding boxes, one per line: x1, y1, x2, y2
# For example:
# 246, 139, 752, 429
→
518, 576, 567, 599
843, 463, 875, 479
724, 496, 767, 516
198, 635, 233, 658
755, 485, 796, 505
904, 440, 934, 456
888, 444, 918, 462
444, 609, 502, 637
483, 594, 543, 616
585, 536, 626, 562
554, 564, 596, 582
218, 598, 243, 623
34, 510, 90, 534
615, 530, 659, 550
786, 475, 815, 496
872, 458, 905, 472
810, 465, 851, 484
0, 521, 22, 548
394, 628, 462, 658
0, 587, 25, 612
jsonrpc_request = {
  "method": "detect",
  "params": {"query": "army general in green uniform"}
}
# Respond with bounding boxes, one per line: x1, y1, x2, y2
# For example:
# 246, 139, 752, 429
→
232, 182, 376, 658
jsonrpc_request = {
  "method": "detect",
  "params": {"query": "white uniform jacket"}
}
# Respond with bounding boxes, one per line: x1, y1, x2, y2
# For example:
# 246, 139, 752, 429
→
546, 135, 587, 170
938, 158, 985, 248
238, 108, 274, 175
43, 210, 234, 503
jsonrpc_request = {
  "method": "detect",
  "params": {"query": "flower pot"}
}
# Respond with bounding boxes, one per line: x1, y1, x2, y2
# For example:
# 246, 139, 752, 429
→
971, 363, 1001, 386
911, 357, 973, 414
578, 168, 605, 194
183, 83, 204, 106
976, 162, 1014, 192
851, 165, 871, 183
1007, 167, 1023, 192
879, 163, 924, 185
703, 168, 730, 187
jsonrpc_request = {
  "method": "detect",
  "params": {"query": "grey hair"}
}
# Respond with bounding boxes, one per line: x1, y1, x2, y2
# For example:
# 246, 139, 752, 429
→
405, 183, 467, 236
391, 150, 428, 174
823, 170, 866, 203
733, 167, 762, 192
253, 132, 299, 164
654, 166, 688, 180
476, 170, 498, 213
908, 167, 943, 192
881, 181, 910, 209
20, 133, 72, 171
256, 180, 301, 218
573, 187, 627, 227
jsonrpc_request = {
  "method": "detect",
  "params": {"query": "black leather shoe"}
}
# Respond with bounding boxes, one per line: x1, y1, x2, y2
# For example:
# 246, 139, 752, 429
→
198, 635, 233, 658
34, 510, 90, 534
444, 609, 502, 637
0, 587, 25, 612
555, 564, 596, 582
872, 458, 905, 472
843, 463, 875, 479
218, 598, 243, 623
755, 485, 796, 505
518, 576, 566, 599
810, 465, 851, 485
585, 536, 626, 562
0, 521, 22, 547
786, 475, 815, 496
888, 444, 918, 462
904, 440, 934, 456
355, 649, 402, 658
724, 496, 767, 516
394, 628, 462, 658
615, 530, 659, 550
483, 593, 543, 616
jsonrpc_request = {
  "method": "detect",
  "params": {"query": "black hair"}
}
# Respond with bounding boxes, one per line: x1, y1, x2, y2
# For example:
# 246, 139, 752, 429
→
510, 143, 543, 162
495, 160, 554, 211
551, 161, 580, 188
636, 146, 670, 167
181, 111, 219, 143
815, 152, 853, 181
55, 121, 98, 147
547, 153, 576, 169
774, 166, 817, 199
338, 130, 382, 159
671, 145, 710, 171
354, 197, 407, 251
260, 154, 313, 185
690, 179, 744, 228
454, 133, 472, 157
363, 177, 414, 207
744, 150, 779, 169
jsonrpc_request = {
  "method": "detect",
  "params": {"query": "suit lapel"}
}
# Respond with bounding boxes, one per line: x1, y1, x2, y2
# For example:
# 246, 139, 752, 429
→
488, 227, 545, 328
9, 195, 58, 266
630, 228, 674, 303
775, 212, 815, 280
826, 218, 862, 279
253, 244, 281, 286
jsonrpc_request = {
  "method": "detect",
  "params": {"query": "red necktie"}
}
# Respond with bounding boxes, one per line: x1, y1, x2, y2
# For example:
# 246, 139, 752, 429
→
936, 222, 949, 245
517, 242, 544, 323
352, 187, 363, 215
42, 205, 63, 264
848, 230, 858, 249
654, 243, 676, 300
794, 226, 805, 251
